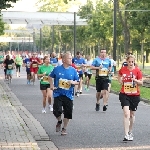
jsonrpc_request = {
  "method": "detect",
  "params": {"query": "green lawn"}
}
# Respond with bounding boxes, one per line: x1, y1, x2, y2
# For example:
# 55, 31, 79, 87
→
88, 76, 150, 100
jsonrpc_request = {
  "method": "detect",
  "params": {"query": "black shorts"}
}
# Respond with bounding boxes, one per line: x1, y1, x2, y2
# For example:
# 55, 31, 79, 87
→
40, 84, 50, 90
84, 72, 92, 80
109, 79, 111, 83
53, 96, 73, 119
27, 70, 31, 75
79, 74, 83, 79
96, 78, 109, 92
16, 64, 21, 72
4, 68, 6, 73
119, 93, 140, 111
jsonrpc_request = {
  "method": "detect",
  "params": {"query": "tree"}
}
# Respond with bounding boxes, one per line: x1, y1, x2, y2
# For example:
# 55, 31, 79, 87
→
0, 0, 19, 11
128, 0, 150, 62
0, 0, 20, 35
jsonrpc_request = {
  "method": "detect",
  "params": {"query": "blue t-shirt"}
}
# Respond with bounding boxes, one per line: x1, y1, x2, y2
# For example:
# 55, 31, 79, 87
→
50, 57, 58, 67
49, 65, 79, 100
24, 58, 30, 72
92, 57, 111, 77
72, 57, 86, 74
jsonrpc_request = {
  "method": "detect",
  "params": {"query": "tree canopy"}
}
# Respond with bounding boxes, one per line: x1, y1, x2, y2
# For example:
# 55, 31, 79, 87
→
0, 0, 19, 11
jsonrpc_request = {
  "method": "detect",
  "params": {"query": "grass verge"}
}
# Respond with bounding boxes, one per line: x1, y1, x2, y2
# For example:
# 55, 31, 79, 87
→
89, 76, 150, 101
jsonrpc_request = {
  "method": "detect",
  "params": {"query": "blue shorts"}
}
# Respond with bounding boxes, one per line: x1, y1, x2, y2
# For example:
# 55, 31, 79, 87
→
6, 69, 13, 75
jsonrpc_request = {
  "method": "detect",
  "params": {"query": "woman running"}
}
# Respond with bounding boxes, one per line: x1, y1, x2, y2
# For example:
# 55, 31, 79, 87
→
37, 56, 54, 113
118, 55, 143, 141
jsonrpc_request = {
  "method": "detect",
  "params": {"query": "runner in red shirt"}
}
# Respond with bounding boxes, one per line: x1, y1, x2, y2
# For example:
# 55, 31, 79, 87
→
30, 52, 41, 84
118, 55, 143, 141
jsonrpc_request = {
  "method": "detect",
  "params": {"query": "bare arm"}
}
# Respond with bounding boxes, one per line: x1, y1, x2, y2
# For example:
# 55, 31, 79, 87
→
90, 65, 101, 70
132, 78, 143, 86
118, 74, 123, 85
48, 76, 54, 90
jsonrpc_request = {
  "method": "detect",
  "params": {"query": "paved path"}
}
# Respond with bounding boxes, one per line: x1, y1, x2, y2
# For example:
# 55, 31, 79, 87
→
0, 68, 150, 150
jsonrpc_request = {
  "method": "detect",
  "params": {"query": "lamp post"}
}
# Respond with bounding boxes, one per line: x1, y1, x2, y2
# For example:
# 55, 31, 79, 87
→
74, 12, 76, 57
113, 0, 117, 72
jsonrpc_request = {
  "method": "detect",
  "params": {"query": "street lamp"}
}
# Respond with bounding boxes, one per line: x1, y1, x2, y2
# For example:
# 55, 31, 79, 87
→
113, 0, 117, 72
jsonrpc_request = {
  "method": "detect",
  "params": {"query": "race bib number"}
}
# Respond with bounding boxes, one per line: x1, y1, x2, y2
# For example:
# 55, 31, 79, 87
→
99, 69, 108, 76
32, 64, 38, 68
86, 66, 91, 69
59, 78, 71, 90
76, 65, 82, 71
52, 63, 57, 67
8, 64, 12, 69
124, 82, 137, 94
43, 76, 49, 82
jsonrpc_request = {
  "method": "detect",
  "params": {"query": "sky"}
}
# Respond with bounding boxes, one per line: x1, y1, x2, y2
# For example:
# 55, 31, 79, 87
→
5, 0, 87, 29
6, 0, 38, 12
4, 0, 109, 29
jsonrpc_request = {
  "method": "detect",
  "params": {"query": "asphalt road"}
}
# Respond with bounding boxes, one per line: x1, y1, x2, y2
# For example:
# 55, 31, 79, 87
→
2, 68, 150, 150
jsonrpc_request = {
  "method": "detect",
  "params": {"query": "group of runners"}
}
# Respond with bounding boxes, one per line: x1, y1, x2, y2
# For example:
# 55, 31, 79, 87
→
1, 49, 143, 141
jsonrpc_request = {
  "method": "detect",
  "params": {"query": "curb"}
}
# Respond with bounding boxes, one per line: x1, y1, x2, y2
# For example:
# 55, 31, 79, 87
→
0, 79, 58, 150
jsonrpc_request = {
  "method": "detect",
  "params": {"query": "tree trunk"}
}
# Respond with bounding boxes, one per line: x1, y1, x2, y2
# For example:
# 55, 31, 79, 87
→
117, 1, 130, 54
146, 50, 149, 63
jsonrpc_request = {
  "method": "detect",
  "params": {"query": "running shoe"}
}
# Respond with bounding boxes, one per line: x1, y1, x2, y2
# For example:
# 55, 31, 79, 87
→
49, 105, 53, 112
128, 132, 133, 141
42, 108, 46, 113
75, 92, 77, 96
123, 133, 133, 141
103, 105, 107, 111
86, 88, 89, 92
76, 92, 79, 97
123, 134, 130, 141
61, 128, 67, 135
56, 123, 61, 132
95, 103, 100, 111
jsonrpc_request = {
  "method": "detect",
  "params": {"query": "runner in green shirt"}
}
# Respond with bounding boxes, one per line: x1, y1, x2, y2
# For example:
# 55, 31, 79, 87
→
37, 56, 54, 113
0, 55, 4, 69
0, 55, 4, 64
15, 54, 23, 77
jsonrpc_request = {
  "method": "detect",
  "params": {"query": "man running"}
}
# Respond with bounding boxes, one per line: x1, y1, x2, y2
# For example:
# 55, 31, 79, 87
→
50, 52, 58, 67
84, 55, 93, 91
72, 51, 86, 96
3, 55, 15, 83
48, 52, 79, 135
91, 49, 111, 111
24, 54, 31, 84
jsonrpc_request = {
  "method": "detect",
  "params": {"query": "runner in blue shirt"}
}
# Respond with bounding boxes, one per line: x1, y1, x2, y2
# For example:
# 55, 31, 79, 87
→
24, 55, 31, 84
50, 52, 58, 67
91, 49, 111, 112
72, 51, 86, 96
49, 52, 79, 136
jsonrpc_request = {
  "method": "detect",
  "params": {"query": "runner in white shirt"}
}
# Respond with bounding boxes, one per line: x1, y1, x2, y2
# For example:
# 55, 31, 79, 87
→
84, 55, 93, 91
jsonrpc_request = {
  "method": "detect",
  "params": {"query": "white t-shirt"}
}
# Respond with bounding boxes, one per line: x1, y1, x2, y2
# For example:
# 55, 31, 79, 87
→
85, 60, 93, 74
58, 59, 63, 66
110, 59, 116, 67
38, 54, 44, 59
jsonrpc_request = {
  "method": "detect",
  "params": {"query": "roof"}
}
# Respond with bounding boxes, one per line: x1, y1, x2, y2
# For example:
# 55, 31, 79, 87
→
1, 11, 87, 26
